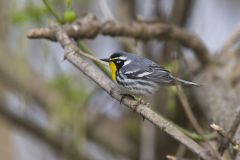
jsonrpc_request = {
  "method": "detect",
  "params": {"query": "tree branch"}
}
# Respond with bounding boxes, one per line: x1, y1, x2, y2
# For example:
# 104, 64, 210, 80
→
27, 14, 210, 66
43, 23, 216, 160
176, 85, 203, 134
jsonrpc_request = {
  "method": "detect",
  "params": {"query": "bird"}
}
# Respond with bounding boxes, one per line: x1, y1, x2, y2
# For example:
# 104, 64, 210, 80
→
101, 51, 199, 97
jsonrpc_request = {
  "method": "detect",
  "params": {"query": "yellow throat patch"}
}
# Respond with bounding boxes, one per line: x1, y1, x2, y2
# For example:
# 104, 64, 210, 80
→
109, 62, 117, 81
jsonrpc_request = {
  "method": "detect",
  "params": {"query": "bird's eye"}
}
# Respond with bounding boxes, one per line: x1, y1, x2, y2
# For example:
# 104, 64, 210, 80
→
116, 60, 121, 64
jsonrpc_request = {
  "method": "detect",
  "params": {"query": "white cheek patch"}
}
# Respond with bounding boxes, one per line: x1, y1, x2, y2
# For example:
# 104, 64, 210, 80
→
123, 59, 131, 66
136, 71, 152, 77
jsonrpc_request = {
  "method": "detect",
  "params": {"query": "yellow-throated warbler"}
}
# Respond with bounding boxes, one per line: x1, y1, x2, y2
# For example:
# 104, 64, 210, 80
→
101, 51, 199, 96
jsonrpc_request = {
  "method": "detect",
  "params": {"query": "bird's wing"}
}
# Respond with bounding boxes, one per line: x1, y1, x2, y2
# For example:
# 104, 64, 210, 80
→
123, 62, 174, 84
144, 63, 175, 84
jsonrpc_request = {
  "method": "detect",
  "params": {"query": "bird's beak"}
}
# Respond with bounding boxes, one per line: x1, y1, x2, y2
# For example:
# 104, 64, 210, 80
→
100, 58, 110, 62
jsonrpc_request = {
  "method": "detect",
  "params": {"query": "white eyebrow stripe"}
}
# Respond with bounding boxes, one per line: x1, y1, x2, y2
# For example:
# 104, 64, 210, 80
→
112, 56, 127, 60
118, 56, 127, 60
136, 71, 152, 77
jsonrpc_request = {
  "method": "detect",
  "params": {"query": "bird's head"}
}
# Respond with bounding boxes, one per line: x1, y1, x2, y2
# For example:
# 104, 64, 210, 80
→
101, 52, 131, 80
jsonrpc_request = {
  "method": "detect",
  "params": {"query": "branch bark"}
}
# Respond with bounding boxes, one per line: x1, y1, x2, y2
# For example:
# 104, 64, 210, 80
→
27, 14, 210, 66
44, 23, 216, 160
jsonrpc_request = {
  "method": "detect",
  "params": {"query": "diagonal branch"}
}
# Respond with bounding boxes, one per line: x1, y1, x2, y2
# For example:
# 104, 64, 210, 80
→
176, 85, 203, 134
46, 24, 216, 160
27, 14, 210, 66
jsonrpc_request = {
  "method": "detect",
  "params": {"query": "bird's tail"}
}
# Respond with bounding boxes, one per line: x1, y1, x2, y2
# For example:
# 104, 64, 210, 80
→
171, 76, 200, 87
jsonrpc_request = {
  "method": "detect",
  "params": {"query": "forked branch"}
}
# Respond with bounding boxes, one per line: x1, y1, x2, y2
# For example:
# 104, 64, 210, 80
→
27, 14, 210, 66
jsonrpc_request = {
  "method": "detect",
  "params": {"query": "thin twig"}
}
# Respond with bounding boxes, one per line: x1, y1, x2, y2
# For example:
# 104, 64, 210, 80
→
176, 85, 220, 159
175, 143, 187, 158
219, 108, 240, 154
71, 41, 108, 66
210, 124, 240, 152
48, 24, 216, 160
220, 25, 240, 55
76, 40, 110, 77
42, 0, 64, 24
166, 155, 192, 160
176, 85, 203, 134
172, 55, 219, 158
171, 52, 203, 133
